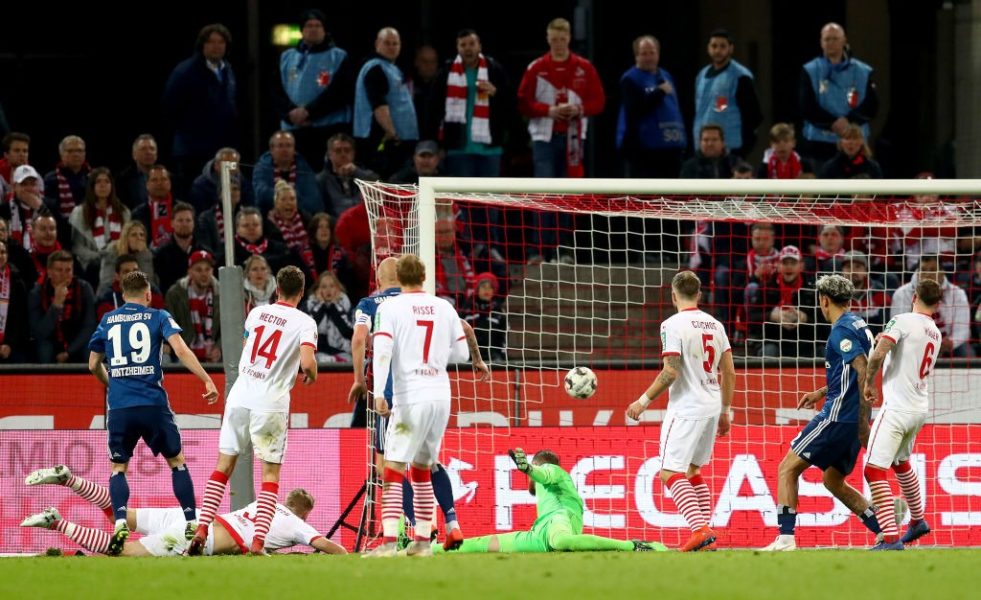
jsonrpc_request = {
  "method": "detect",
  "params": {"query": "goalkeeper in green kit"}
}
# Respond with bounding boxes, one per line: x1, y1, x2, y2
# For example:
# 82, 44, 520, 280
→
433, 449, 666, 553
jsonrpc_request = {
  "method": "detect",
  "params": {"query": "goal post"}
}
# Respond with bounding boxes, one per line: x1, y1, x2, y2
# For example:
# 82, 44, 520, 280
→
358, 176, 981, 549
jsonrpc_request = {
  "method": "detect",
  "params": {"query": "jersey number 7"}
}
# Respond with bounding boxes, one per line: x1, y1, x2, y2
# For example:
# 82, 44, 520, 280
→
251, 325, 283, 369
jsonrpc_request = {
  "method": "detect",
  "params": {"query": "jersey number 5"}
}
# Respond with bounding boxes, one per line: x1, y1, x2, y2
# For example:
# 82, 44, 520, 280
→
702, 333, 715, 373
251, 325, 283, 369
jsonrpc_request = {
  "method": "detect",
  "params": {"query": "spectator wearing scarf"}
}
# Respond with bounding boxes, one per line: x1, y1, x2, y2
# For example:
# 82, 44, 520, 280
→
43, 135, 90, 219
165, 250, 221, 362
28, 250, 96, 363
302, 270, 353, 363
517, 18, 605, 179
68, 167, 129, 286
132, 165, 177, 250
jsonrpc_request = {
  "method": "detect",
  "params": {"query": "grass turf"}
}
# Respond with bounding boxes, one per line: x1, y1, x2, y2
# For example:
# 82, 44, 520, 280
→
0, 549, 977, 600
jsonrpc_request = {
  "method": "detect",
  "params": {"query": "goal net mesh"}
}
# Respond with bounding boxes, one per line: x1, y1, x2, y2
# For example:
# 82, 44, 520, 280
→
357, 179, 981, 549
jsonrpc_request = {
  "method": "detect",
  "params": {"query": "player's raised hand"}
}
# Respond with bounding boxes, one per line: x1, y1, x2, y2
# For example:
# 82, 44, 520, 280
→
202, 380, 219, 405
348, 380, 366, 404
508, 448, 531, 473
797, 390, 823, 410
373, 395, 390, 417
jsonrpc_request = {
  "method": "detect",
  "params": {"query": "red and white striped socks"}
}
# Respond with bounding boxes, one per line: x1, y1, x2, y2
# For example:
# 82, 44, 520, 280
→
65, 474, 113, 521
198, 470, 229, 528
54, 519, 111, 554
688, 474, 712, 524
666, 473, 707, 531
864, 464, 898, 542
409, 466, 435, 542
253, 482, 279, 547
381, 468, 404, 543
893, 460, 925, 523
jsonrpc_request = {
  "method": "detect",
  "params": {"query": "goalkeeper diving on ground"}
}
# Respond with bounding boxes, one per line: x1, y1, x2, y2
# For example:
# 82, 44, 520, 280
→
429, 448, 665, 554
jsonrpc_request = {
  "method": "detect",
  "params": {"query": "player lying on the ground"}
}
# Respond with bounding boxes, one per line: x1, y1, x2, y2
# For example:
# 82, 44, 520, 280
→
429, 448, 665, 554
21, 465, 346, 556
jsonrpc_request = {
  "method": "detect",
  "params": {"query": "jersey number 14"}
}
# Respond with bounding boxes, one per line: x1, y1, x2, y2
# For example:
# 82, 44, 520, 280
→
251, 325, 283, 368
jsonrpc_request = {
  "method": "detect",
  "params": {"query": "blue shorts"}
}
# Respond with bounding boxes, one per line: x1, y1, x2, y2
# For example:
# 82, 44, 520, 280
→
107, 405, 183, 463
790, 416, 861, 475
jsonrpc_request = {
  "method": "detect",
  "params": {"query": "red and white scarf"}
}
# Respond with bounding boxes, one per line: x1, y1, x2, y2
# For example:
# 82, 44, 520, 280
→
814, 247, 845, 263
269, 211, 316, 277
54, 163, 89, 218
4, 193, 35, 251
235, 235, 268, 256
91, 206, 123, 251
274, 162, 298, 187
764, 149, 803, 179
445, 54, 492, 144
187, 284, 215, 360
149, 195, 174, 249
215, 206, 226, 243
0, 264, 10, 345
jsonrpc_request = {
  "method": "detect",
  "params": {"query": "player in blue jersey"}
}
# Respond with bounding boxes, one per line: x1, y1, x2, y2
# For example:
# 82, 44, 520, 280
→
87, 271, 219, 555
348, 256, 487, 550
762, 274, 886, 551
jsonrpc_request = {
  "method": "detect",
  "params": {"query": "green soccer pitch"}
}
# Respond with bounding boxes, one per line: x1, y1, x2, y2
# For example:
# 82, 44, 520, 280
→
1, 549, 978, 600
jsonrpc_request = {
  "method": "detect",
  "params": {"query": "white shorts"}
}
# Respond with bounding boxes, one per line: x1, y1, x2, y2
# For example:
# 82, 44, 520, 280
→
866, 408, 927, 468
219, 405, 288, 464
384, 401, 450, 465
135, 508, 213, 556
659, 413, 719, 473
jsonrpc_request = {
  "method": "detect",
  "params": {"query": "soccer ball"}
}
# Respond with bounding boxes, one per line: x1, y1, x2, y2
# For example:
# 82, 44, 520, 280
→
564, 367, 597, 399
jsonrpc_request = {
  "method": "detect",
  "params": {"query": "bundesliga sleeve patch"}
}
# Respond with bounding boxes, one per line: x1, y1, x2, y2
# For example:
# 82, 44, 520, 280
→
169, 318, 180, 329
839, 338, 853, 353
884, 318, 896, 333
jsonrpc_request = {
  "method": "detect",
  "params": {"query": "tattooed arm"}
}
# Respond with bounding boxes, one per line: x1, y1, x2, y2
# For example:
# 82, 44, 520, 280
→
627, 354, 682, 420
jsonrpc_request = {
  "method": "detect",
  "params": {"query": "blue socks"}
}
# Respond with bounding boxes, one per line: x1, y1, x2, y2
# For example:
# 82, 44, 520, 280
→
172, 464, 197, 522
400, 464, 459, 528
859, 506, 882, 534
777, 505, 797, 535
432, 463, 458, 526
109, 471, 130, 522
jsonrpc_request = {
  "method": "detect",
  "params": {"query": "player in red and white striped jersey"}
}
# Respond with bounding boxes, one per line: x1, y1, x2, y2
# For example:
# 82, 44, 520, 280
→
21, 467, 345, 556
365, 255, 470, 557
626, 271, 736, 552
862, 278, 944, 548
190, 266, 319, 555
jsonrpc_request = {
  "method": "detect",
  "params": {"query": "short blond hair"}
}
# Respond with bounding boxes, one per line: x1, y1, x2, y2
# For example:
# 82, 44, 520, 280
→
396, 254, 426, 287
547, 18, 570, 33
672, 271, 701, 300
769, 122, 795, 143
286, 488, 314, 514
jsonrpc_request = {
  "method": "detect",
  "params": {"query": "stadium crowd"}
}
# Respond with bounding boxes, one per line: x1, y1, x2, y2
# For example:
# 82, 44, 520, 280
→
0, 14, 978, 366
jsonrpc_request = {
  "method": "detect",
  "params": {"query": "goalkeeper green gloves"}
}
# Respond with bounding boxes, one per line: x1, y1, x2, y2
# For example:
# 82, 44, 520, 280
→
509, 448, 531, 474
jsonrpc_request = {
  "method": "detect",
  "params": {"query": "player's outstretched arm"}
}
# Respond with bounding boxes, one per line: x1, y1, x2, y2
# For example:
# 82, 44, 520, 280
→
460, 320, 490, 381
348, 324, 369, 403
88, 351, 109, 386
863, 337, 895, 406
167, 333, 219, 404
300, 344, 317, 385
627, 354, 681, 421
310, 536, 347, 555
718, 350, 736, 436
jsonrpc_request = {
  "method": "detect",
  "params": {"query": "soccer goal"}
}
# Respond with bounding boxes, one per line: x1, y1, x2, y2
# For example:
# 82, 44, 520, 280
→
356, 176, 981, 549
